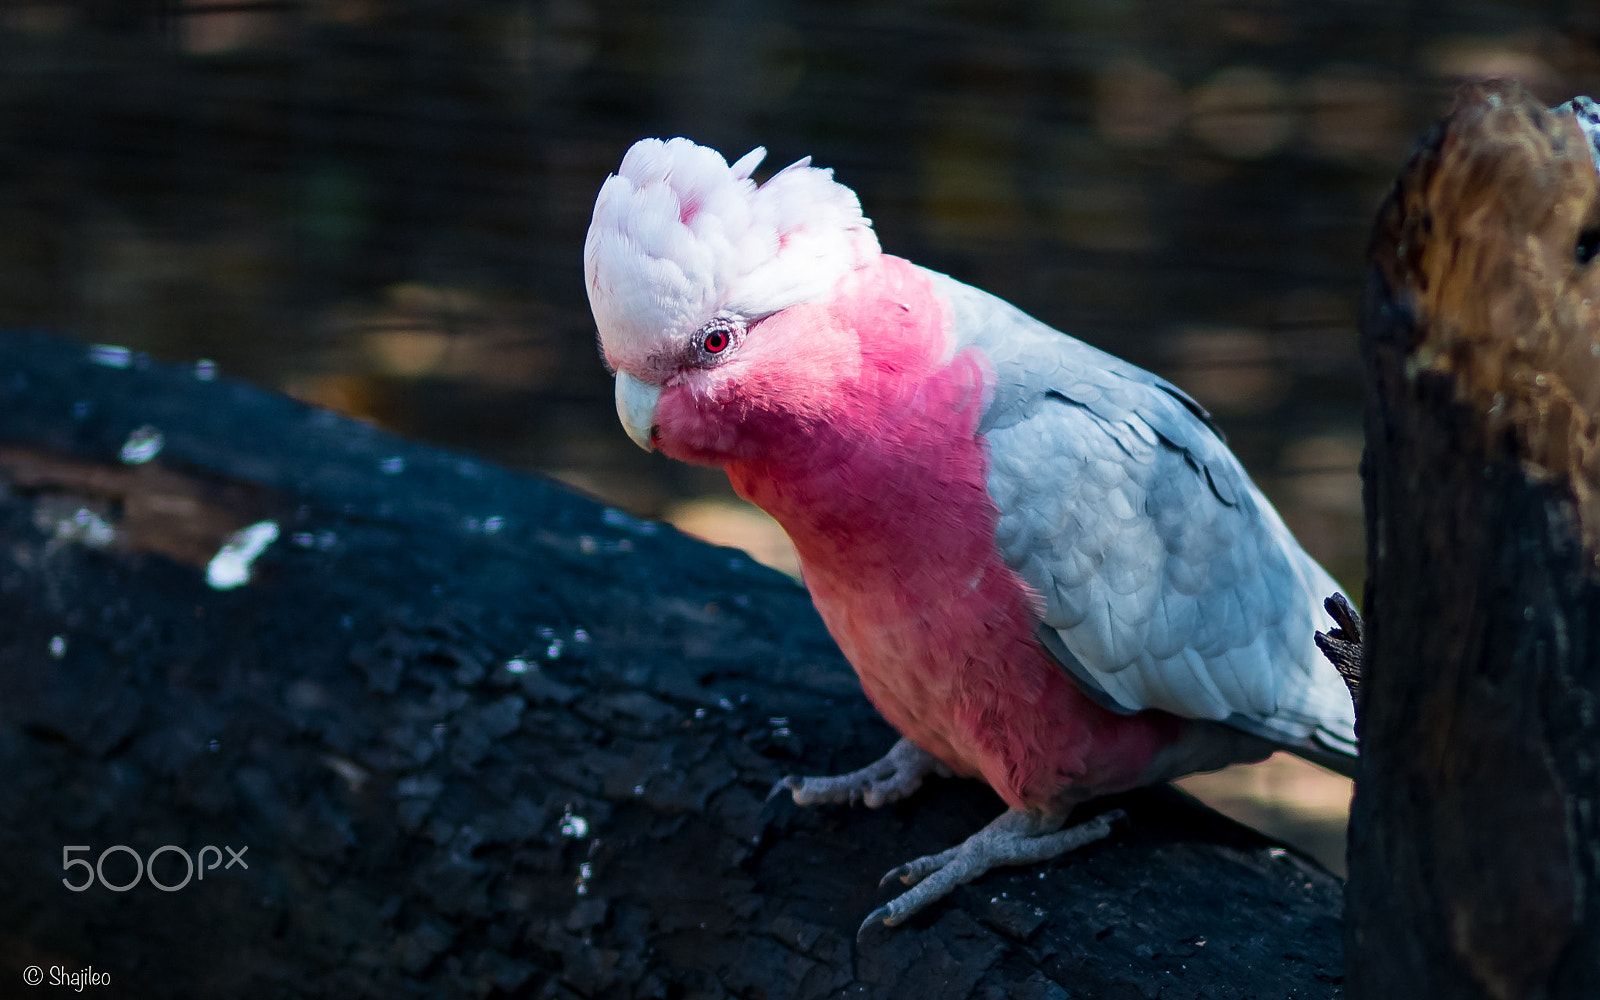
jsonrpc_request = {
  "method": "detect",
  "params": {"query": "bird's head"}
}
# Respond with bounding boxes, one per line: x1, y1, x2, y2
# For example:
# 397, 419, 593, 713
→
584, 137, 882, 464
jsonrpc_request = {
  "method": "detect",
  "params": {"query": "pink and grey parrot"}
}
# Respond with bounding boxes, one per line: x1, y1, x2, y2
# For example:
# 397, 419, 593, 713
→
583, 138, 1357, 932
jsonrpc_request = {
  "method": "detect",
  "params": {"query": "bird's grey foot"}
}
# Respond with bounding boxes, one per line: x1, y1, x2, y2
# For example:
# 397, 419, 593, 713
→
859, 807, 1126, 938
771, 737, 949, 808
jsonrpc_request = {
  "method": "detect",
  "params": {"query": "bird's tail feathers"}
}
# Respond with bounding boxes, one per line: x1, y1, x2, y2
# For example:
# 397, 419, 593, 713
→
1288, 729, 1358, 779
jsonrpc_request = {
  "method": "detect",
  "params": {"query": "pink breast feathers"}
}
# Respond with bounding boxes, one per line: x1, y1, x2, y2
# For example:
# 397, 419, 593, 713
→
718, 257, 1183, 812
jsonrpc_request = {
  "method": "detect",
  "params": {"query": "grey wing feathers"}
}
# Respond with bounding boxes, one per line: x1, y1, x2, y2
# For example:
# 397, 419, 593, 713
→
928, 268, 1356, 759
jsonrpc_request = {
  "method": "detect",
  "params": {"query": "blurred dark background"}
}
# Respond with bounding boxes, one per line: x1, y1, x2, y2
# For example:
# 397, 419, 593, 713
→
2, 0, 1597, 869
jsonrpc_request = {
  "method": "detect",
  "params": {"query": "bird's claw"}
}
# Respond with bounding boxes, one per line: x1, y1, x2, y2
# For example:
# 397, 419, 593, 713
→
861, 808, 1127, 935
851, 902, 902, 940
768, 738, 943, 808
857, 904, 896, 941
765, 775, 801, 803
878, 842, 959, 888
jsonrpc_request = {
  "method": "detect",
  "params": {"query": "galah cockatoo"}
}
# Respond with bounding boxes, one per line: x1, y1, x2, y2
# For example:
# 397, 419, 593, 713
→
584, 137, 1357, 933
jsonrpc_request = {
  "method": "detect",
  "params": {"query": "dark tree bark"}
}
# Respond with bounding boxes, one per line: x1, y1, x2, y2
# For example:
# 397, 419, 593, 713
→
1347, 81, 1600, 999
0, 330, 1343, 999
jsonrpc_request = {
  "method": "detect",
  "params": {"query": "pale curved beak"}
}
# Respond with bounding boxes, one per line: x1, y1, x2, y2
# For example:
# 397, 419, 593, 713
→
614, 371, 662, 452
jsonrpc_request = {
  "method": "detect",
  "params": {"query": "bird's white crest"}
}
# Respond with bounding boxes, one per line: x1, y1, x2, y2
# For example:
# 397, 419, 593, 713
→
584, 137, 880, 374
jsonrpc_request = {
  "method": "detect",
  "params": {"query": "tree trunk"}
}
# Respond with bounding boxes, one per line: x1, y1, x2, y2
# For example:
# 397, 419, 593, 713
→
0, 330, 1343, 999
1347, 81, 1600, 999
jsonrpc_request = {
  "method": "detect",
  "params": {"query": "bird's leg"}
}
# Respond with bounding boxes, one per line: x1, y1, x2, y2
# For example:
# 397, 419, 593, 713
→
860, 807, 1126, 937
772, 737, 950, 808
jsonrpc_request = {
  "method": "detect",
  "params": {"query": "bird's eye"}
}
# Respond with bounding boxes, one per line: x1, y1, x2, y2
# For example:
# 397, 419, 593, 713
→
694, 318, 741, 363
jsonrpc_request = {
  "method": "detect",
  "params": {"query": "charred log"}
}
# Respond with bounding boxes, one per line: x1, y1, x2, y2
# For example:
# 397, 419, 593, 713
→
0, 330, 1343, 999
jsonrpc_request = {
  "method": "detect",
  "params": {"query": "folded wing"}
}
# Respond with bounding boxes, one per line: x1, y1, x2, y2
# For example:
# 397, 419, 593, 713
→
930, 269, 1357, 761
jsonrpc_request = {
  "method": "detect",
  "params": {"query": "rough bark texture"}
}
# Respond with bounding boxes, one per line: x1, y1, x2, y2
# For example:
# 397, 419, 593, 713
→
1347, 81, 1600, 999
0, 330, 1343, 999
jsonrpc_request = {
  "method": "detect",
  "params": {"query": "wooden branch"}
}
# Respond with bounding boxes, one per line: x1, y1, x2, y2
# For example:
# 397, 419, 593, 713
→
1347, 81, 1600, 999
0, 332, 1344, 997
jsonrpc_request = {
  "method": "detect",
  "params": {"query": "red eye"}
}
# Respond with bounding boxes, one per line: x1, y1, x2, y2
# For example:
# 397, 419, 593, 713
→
703, 329, 729, 353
